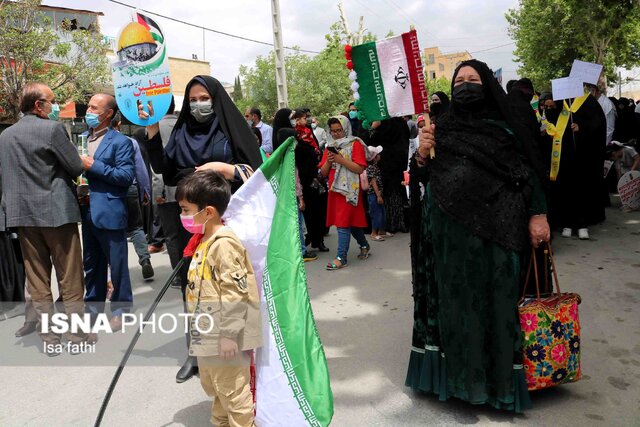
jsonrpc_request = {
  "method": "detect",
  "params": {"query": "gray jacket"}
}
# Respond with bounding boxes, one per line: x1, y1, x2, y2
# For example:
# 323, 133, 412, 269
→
0, 114, 82, 230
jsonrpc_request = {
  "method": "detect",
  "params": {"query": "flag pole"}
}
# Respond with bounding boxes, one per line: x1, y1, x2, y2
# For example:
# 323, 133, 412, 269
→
410, 24, 435, 159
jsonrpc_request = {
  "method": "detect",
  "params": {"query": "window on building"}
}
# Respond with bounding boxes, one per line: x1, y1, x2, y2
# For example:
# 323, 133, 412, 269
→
428, 54, 435, 65
438, 63, 444, 72
431, 71, 436, 79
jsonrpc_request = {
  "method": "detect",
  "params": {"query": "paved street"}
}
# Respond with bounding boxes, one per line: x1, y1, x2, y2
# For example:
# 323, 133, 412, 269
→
0, 199, 639, 426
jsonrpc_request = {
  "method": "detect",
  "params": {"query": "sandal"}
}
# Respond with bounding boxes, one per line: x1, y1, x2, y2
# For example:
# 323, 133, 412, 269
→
383, 232, 394, 238
372, 235, 385, 242
326, 257, 347, 270
357, 245, 370, 260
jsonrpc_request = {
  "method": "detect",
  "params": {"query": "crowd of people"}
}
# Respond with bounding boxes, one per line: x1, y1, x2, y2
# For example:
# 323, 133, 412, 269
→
0, 59, 639, 422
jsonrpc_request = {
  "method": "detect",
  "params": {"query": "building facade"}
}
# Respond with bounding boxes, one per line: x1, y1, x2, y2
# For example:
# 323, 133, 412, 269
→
424, 47, 472, 80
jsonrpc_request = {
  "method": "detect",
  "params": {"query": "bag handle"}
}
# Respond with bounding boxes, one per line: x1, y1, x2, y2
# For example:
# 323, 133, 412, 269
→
521, 242, 561, 302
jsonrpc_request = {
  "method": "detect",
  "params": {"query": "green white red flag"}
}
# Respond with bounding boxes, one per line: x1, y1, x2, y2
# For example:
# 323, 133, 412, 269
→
349, 30, 428, 121
223, 137, 334, 426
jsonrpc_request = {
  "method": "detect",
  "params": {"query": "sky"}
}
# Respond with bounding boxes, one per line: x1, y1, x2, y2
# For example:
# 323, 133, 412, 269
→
45, 0, 524, 86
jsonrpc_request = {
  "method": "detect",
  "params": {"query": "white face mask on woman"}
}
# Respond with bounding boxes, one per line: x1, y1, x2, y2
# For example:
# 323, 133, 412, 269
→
190, 100, 214, 123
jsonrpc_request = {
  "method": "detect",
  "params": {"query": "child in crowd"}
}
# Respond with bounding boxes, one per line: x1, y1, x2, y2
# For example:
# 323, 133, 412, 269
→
607, 141, 640, 179
176, 170, 262, 427
366, 146, 387, 241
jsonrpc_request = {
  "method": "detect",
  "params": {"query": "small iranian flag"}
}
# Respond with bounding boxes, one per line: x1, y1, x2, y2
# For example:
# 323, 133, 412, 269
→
223, 137, 334, 427
351, 30, 428, 121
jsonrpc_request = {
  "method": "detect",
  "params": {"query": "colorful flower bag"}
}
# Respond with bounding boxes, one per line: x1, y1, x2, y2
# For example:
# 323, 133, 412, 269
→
519, 243, 582, 391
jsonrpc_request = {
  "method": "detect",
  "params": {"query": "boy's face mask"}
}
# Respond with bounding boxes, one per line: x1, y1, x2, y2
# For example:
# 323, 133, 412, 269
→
180, 209, 209, 234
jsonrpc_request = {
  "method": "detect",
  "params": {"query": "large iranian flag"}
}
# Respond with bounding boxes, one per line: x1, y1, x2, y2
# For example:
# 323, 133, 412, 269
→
222, 137, 334, 427
351, 29, 428, 121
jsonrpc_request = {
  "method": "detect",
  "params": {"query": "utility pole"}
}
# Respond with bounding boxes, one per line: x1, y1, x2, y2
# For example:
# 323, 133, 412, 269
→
619, 70, 622, 98
271, 0, 288, 108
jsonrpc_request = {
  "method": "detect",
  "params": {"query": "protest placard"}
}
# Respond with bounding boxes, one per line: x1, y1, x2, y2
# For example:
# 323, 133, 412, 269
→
551, 76, 584, 101
618, 170, 640, 210
569, 60, 603, 85
112, 11, 172, 126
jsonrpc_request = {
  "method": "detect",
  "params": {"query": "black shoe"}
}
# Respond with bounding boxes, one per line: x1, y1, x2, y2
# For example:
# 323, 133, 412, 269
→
142, 260, 154, 281
303, 251, 318, 262
304, 234, 311, 246
313, 243, 330, 252
176, 357, 198, 383
15, 321, 37, 337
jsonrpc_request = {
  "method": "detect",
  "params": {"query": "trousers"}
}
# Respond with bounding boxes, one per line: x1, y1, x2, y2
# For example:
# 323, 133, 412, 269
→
18, 224, 85, 343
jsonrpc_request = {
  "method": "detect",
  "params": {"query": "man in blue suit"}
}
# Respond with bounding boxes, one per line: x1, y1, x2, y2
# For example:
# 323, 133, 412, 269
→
79, 93, 135, 331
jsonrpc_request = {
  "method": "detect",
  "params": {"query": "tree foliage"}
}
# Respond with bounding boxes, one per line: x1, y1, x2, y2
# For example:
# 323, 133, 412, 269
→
236, 21, 381, 125
426, 76, 451, 98
0, 0, 110, 121
506, 0, 640, 90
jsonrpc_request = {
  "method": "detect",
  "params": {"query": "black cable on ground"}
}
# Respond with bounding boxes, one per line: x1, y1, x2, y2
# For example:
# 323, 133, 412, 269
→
94, 257, 186, 427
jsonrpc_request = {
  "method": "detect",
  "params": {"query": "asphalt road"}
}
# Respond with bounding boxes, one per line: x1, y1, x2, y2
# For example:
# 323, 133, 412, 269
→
0, 199, 638, 426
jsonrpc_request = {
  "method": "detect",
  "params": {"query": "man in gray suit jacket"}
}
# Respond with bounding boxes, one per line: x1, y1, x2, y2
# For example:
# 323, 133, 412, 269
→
0, 82, 86, 355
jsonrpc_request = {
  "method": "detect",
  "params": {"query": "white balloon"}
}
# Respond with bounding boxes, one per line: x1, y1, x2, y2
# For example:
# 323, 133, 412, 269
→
349, 70, 357, 81
351, 82, 360, 91
353, 92, 360, 100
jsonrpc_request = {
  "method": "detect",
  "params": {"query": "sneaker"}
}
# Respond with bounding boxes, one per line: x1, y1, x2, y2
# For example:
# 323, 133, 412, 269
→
142, 260, 154, 280
578, 228, 589, 240
303, 251, 318, 262
561, 228, 572, 238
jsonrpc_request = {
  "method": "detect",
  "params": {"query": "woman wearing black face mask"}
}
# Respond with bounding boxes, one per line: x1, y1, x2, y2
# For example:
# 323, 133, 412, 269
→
539, 90, 607, 238
406, 60, 550, 412
142, 75, 262, 384
428, 91, 450, 124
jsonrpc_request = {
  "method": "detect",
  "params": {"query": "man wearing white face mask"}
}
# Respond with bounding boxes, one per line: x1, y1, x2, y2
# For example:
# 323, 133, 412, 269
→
0, 82, 87, 354
245, 107, 273, 154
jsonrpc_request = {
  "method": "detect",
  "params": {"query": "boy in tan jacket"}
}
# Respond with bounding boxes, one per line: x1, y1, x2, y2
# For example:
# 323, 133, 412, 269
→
176, 170, 262, 427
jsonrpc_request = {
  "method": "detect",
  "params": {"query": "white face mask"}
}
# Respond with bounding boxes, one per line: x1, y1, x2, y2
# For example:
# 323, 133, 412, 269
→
190, 101, 214, 123
311, 123, 317, 129
290, 119, 296, 127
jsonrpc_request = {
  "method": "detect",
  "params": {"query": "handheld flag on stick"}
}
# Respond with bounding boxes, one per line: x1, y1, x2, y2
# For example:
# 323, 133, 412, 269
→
345, 29, 433, 157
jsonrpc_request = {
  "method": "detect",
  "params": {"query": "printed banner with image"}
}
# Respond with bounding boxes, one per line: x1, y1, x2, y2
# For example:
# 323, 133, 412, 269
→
112, 11, 172, 126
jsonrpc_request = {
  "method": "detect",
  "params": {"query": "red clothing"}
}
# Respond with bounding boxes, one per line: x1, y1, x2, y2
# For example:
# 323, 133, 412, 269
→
320, 142, 368, 228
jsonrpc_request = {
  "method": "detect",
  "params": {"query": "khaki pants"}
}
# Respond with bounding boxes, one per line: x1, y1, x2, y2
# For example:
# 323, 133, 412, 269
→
198, 353, 255, 427
18, 224, 85, 343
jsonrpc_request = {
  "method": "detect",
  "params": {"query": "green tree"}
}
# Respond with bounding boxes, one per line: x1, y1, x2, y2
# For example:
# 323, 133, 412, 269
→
235, 21, 382, 125
232, 76, 243, 102
0, 0, 110, 121
506, 0, 640, 90
426, 76, 451, 98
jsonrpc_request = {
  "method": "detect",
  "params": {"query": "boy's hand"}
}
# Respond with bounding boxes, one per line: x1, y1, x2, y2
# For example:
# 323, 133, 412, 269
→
377, 196, 384, 205
219, 336, 238, 360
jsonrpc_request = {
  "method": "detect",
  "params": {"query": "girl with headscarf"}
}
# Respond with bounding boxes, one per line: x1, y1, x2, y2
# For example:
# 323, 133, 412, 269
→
320, 115, 370, 270
368, 117, 410, 233
428, 91, 450, 124
291, 109, 329, 252
541, 91, 607, 239
406, 60, 551, 412
142, 75, 262, 384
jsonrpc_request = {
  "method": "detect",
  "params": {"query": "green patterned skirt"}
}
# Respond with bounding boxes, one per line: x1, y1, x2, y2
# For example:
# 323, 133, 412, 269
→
405, 184, 531, 412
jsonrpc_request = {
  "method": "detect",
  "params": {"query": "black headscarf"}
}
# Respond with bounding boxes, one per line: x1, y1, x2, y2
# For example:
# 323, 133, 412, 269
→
165, 75, 262, 171
430, 59, 545, 251
272, 108, 293, 152
429, 91, 450, 123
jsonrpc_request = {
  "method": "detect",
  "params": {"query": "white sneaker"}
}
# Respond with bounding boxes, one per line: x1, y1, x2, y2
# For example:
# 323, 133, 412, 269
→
578, 228, 589, 240
561, 228, 572, 238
